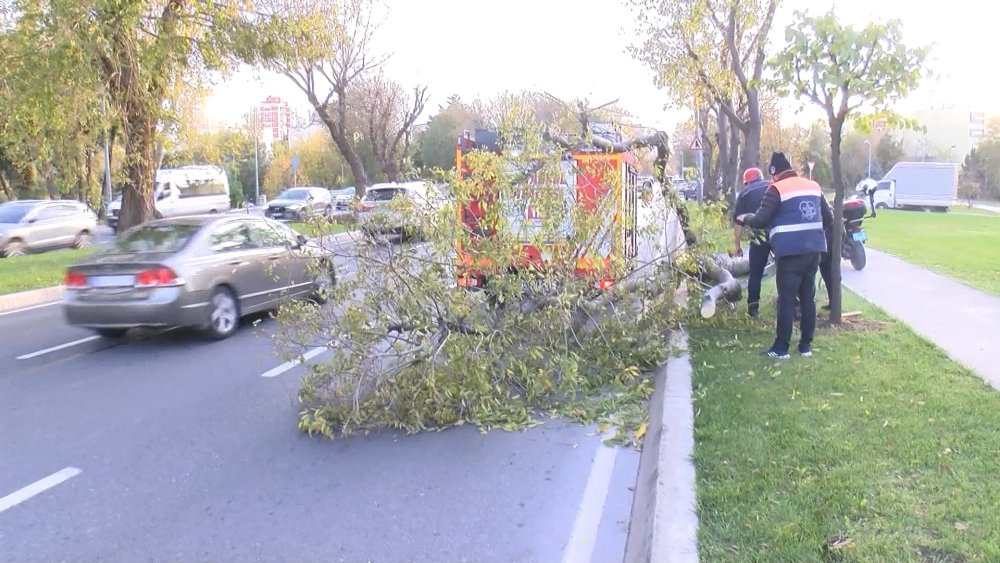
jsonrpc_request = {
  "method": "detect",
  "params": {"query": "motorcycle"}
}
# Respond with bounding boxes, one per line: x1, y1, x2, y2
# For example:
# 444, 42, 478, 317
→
841, 196, 868, 271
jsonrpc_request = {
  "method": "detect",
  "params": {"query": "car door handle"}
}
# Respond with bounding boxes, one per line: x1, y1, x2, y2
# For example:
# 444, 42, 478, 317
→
268, 255, 281, 261
228, 260, 245, 266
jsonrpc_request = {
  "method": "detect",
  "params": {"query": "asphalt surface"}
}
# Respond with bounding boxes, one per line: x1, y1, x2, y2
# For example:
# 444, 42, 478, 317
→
0, 238, 641, 562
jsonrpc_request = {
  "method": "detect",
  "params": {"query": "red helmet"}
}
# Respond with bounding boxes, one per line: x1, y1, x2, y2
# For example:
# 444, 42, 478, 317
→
743, 168, 764, 184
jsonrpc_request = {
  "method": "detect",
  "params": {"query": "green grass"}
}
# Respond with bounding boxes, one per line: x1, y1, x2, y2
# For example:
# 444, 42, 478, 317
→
864, 209, 1000, 296
289, 220, 353, 238
690, 289, 1000, 562
0, 247, 97, 295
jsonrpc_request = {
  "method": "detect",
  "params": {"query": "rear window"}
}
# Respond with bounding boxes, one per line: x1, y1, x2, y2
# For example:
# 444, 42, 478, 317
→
366, 188, 404, 202
111, 223, 201, 253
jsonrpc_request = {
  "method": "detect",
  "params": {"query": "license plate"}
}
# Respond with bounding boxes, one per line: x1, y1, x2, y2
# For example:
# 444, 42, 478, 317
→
89, 275, 136, 288
852, 231, 867, 242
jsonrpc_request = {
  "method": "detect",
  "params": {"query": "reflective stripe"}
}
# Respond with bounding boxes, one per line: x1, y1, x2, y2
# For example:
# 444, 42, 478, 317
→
770, 221, 824, 238
778, 187, 821, 201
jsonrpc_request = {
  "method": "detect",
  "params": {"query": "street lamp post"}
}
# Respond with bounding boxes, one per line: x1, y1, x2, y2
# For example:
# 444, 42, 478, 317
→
864, 139, 872, 179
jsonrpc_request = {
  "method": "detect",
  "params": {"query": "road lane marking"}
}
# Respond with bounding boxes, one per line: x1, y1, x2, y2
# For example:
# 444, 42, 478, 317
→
16, 336, 101, 360
261, 346, 328, 378
562, 431, 619, 563
0, 467, 81, 514
0, 300, 60, 318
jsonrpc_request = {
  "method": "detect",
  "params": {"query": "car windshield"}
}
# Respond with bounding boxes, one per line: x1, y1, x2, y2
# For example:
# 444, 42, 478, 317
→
366, 188, 404, 202
110, 223, 201, 254
277, 189, 310, 200
332, 187, 355, 196
0, 203, 33, 224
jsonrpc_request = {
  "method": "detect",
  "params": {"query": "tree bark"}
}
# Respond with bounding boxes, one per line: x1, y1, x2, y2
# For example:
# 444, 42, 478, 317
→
117, 105, 159, 232
316, 87, 368, 198
828, 116, 846, 325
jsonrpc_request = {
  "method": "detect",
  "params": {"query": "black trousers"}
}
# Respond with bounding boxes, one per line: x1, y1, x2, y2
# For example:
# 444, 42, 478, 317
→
747, 241, 770, 314
774, 252, 821, 354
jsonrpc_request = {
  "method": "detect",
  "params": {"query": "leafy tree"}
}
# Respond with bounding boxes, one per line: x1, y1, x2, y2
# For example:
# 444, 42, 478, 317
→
416, 95, 483, 173
268, 0, 385, 198
771, 10, 928, 324
630, 0, 779, 189
354, 75, 428, 182
296, 130, 347, 188
5, 0, 306, 232
876, 133, 905, 173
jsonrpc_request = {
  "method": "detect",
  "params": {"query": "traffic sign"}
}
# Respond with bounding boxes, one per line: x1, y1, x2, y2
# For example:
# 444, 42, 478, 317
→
689, 136, 704, 151
291, 156, 299, 173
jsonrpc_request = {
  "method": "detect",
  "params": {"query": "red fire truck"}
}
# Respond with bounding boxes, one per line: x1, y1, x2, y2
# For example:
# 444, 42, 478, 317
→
454, 128, 672, 291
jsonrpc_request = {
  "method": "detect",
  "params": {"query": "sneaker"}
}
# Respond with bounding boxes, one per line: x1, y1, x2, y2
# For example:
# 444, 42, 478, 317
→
761, 348, 790, 359
748, 308, 760, 319
799, 346, 813, 357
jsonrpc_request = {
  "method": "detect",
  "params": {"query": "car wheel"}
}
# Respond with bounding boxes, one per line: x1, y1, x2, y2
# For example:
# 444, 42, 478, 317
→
204, 286, 240, 340
3, 239, 26, 258
875, 203, 888, 210
309, 260, 337, 304
95, 328, 128, 339
73, 231, 94, 249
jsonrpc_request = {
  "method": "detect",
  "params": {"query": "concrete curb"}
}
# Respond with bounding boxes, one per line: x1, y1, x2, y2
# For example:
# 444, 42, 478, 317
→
0, 285, 65, 314
625, 330, 700, 563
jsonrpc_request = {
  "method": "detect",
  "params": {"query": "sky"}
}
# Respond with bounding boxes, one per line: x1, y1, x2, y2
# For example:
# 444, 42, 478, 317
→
206, 0, 995, 136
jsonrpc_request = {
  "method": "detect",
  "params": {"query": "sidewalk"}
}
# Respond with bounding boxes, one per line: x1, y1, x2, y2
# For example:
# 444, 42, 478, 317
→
842, 247, 1000, 390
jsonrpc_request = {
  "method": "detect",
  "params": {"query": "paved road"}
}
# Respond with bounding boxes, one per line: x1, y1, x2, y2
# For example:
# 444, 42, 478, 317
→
0, 240, 641, 562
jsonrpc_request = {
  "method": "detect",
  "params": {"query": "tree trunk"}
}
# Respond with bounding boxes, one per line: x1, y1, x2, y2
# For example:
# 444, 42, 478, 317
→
711, 110, 729, 200
117, 106, 159, 232
43, 161, 58, 199
318, 88, 368, 198
85, 148, 94, 209
725, 122, 742, 202
742, 90, 763, 170
828, 117, 846, 325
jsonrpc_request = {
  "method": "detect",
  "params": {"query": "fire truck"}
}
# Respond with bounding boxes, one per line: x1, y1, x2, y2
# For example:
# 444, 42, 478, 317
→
454, 127, 676, 291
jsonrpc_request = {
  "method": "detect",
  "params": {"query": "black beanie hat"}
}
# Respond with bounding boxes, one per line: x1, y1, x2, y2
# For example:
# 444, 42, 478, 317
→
768, 152, 792, 176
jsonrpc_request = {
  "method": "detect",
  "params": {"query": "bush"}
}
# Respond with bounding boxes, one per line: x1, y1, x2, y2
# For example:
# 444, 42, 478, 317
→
272, 118, 705, 444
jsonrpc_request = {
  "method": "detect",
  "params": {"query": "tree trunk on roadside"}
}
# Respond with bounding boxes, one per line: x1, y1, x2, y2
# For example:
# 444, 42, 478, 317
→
43, 161, 58, 199
117, 105, 159, 232
711, 110, 729, 200
828, 116, 846, 325
742, 89, 763, 170
725, 121, 742, 202
311, 87, 368, 198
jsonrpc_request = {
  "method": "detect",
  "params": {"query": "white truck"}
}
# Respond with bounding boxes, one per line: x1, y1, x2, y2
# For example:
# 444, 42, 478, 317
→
871, 162, 958, 213
108, 165, 232, 232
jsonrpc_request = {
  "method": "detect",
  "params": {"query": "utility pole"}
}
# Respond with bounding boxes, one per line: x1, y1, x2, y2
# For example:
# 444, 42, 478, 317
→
252, 106, 260, 205
864, 139, 872, 179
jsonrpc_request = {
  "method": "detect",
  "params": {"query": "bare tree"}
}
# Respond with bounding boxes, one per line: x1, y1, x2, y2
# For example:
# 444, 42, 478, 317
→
269, 0, 385, 198
356, 75, 428, 182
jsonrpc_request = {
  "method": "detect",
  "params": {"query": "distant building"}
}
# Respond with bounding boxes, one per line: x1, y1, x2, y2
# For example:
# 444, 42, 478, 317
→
256, 96, 291, 148
894, 107, 987, 163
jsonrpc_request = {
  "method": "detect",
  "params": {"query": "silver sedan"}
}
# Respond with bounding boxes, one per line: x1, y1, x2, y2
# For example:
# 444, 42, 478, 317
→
62, 215, 336, 339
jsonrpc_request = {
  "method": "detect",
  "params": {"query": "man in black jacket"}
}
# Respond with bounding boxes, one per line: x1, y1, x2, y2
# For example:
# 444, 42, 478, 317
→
732, 167, 770, 318
735, 152, 833, 359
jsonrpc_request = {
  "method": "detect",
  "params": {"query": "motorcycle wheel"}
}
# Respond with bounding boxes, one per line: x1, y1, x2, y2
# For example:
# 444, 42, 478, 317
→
848, 240, 867, 271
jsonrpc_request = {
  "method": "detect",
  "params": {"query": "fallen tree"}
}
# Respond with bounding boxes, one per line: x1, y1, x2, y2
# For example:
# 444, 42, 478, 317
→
699, 254, 751, 318
272, 110, 720, 444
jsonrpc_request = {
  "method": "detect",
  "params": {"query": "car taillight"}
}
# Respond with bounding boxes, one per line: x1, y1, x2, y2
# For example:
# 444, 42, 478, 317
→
65, 272, 88, 288
136, 267, 179, 287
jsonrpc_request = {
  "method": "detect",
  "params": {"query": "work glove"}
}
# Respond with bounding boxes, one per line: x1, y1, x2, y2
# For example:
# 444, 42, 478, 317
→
734, 213, 751, 226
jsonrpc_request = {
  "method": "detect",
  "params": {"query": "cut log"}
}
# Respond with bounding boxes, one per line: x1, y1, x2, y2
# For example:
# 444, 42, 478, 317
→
699, 255, 747, 318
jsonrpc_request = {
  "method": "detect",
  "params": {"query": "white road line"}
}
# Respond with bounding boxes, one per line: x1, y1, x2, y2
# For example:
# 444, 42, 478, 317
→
261, 346, 328, 378
0, 467, 81, 514
16, 335, 101, 360
562, 431, 620, 563
0, 300, 60, 318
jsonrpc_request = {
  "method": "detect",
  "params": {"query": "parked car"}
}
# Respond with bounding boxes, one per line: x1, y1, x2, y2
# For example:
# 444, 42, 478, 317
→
357, 181, 446, 240
62, 215, 337, 340
330, 186, 356, 212
264, 187, 333, 221
107, 165, 231, 232
0, 200, 98, 258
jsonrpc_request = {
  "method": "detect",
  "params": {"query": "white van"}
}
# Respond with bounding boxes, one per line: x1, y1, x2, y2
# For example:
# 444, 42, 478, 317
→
108, 165, 232, 232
